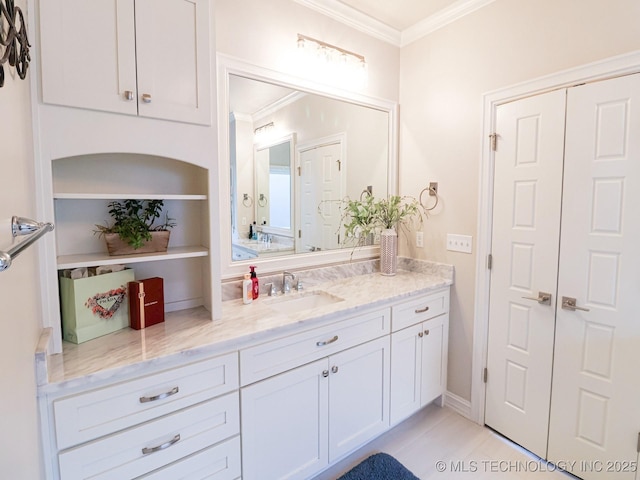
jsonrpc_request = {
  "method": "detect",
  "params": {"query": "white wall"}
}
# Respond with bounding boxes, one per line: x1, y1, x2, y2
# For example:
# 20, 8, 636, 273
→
399, 0, 640, 401
215, 0, 400, 102
0, 2, 43, 475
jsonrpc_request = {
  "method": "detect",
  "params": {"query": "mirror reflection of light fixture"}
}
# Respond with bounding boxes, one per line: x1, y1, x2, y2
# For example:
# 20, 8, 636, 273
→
296, 34, 367, 88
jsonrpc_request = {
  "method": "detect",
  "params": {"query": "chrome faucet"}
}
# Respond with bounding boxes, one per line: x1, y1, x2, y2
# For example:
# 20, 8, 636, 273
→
282, 271, 296, 294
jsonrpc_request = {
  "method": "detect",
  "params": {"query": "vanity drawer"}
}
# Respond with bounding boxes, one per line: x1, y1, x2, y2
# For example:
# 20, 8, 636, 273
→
391, 289, 449, 332
58, 392, 240, 480
240, 307, 390, 386
54, 352, 239, 450
137, 436, 241, 480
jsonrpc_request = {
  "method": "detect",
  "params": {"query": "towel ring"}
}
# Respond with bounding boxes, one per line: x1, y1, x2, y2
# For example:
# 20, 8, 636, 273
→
242, 194, 254, 208
419, 186, 439, 212
258, 193, 268, 207
360, 189, 372, 200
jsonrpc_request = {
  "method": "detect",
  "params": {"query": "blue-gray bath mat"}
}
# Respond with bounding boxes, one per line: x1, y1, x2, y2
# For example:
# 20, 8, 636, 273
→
337, 452, 420, 480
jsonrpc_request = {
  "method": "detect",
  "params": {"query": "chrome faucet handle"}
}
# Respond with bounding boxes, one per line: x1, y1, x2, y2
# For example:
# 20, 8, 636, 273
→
282, 271, 296, 294
265, 282, 277, 296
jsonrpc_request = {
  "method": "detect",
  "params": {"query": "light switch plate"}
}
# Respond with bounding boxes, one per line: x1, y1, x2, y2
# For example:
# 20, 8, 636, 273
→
416, 231, 424, 248
447, 234, 472, 253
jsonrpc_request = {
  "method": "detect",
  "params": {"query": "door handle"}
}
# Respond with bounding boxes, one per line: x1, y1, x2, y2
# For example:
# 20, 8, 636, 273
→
561, 296, 590, 312
521, 291, 552, 305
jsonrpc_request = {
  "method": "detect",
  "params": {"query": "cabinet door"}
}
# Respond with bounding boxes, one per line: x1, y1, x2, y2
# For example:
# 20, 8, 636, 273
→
39, 0, 138, 115
328, 336, 390, 462
389, 323, 423, 425
241, 359, 329, 480
420, 314, 448, 406
135, 0, 212, 125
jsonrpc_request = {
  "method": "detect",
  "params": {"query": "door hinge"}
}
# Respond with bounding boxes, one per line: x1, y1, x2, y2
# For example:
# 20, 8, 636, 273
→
489, 133, 499, 151
337, 234, 340, 244
483, 367, 488, 383
487, 254, 493, 270
637, 432, 640, 453
298, 230, 302, 239
297, 166, 301, 176
337, 159, 342, 171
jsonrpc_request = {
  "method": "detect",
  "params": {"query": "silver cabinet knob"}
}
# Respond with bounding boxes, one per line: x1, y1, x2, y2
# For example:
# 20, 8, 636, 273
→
141, 93, 152, 103
123, 90, 134, 101
331, 365, 339, 374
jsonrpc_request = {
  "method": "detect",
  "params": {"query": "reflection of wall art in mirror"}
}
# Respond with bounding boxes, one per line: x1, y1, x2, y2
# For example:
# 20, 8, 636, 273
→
227, 73, 391, 263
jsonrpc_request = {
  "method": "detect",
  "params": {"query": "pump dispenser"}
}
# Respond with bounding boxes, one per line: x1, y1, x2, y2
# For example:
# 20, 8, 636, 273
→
250, 265, 259, 299
242, 273, 253, 304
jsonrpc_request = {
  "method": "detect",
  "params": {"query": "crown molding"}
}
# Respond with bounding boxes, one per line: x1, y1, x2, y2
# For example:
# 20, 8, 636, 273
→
293, 0, 496, 48
401, 0, 496, 47
293, 0, 402, 47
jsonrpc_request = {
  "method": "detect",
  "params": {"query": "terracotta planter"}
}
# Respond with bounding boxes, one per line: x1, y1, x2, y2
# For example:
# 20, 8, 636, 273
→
380, 228, 398, 276
105, 231, 170, 256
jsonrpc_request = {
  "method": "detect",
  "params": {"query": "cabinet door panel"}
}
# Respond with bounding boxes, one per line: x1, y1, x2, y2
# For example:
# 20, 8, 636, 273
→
135, 0, 211, 124
421, 315, 447, 405
241, 359, 328, 480
328, 336, 390, 462
389, 323, 423, 425
40, 0, 137, 114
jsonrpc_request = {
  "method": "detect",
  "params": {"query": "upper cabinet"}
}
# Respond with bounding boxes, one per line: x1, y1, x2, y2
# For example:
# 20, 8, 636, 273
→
39, 0, 212, 125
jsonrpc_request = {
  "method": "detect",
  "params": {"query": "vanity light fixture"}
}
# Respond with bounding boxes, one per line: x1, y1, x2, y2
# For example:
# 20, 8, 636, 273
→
297, 34, 366, 71
254, 122, 275, 135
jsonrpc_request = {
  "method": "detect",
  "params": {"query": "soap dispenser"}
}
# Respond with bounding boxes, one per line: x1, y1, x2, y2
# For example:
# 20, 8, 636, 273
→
250, 265, 259, 300
242, 273, 253, 304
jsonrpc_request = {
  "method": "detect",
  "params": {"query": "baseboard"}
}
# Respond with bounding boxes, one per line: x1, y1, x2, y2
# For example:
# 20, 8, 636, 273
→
444, 390, 472, 420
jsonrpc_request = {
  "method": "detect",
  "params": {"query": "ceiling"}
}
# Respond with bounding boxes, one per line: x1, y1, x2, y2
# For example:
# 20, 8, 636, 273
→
337, 0, 461, 31
294, 0, 495, 46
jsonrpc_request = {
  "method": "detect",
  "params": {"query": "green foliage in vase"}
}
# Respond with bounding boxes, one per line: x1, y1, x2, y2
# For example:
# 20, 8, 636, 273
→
94, 199, 176, 249
341, 194, 421, 245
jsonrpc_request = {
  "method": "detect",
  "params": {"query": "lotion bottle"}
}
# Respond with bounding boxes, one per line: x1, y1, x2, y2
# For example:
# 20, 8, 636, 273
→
242, 273, 253, 304
250, 265, 259, 299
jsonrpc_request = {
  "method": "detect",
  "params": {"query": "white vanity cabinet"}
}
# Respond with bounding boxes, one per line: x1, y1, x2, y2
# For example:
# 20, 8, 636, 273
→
39, 0, 211, 125
240, 309, 391, 480
390, 288, 450, 425
41, 352, 240, 480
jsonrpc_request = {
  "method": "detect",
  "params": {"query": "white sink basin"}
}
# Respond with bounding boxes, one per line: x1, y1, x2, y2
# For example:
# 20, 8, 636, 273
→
266, 291, 344, 315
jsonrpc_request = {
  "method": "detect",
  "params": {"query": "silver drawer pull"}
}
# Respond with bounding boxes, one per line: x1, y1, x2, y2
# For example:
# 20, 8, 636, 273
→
139, 386, 179, 403
142, 434, 180, 455
316, 335, 338, 347
415, 306, 430, 314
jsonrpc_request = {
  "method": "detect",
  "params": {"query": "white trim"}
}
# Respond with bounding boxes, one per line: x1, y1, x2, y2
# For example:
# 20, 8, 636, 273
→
471, 50, 640, 425
401, 0, 497, 47
292, 0, 401, 46
294, 0, 496, 48
444, 390, 472, 419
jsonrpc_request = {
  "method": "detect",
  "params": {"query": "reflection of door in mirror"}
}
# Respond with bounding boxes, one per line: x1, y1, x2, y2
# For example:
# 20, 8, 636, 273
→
255, 138, 293, 230
298, 137, 345, 253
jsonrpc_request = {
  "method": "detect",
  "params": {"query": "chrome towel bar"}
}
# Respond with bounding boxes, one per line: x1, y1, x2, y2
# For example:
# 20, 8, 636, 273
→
0, 216, 54, 272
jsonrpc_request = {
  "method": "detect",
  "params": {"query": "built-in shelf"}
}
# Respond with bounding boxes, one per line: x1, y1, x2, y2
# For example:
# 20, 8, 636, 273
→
57, 246, 209, 269
53, 193, 208, 200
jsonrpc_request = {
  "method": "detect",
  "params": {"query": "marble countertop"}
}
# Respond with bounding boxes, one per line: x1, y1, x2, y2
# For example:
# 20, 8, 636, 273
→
37, 260, 453, 393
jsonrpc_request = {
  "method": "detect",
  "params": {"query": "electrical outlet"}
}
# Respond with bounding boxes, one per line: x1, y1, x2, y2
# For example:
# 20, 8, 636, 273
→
416, 231, 424, 248
242, 217, 247, 226
447, 234, 472, 253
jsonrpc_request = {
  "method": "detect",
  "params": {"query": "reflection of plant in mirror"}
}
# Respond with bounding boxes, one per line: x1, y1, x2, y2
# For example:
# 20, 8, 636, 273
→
340, 194, 422, 245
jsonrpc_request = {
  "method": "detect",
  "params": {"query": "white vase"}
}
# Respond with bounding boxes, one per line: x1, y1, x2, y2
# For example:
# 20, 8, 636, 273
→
380, 228, 398, 276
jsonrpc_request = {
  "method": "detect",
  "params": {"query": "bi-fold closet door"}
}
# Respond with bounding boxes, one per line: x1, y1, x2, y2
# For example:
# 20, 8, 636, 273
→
485, 73, 640, 480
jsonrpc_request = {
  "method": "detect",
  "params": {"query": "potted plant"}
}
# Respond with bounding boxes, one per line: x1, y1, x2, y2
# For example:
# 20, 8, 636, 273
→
94, 199, 176, 256
342, 194, 421, 275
